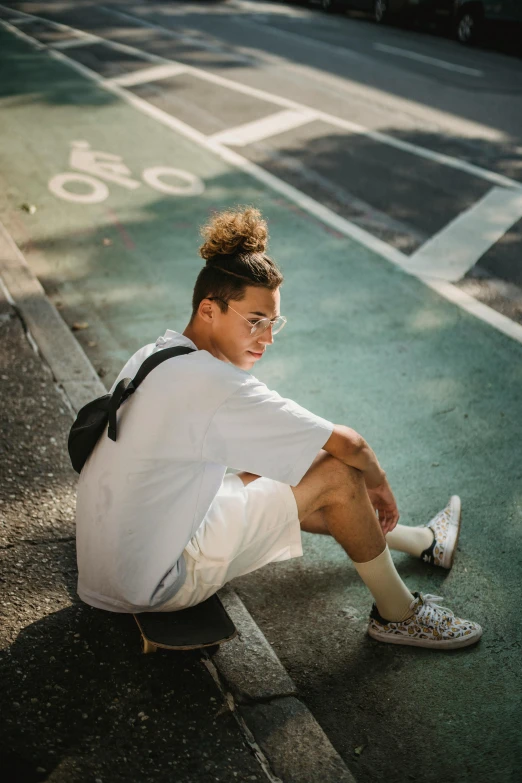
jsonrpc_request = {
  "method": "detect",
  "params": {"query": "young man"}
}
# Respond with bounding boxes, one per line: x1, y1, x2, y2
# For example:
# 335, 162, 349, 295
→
75, 207, 482, 649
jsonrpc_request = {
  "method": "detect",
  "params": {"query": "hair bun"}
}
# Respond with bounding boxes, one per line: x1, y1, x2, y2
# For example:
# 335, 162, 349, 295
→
199, 206, 268, 262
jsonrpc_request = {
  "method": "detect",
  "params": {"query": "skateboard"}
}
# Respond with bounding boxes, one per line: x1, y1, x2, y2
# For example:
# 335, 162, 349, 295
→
133, 594, 237, 653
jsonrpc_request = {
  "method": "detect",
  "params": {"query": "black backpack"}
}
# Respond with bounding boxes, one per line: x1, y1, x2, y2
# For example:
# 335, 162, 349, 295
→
68, 346, 195, 474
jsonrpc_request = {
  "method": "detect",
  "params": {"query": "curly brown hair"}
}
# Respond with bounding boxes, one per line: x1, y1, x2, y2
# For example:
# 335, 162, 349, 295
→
199, 207, 268, 259
191, 206, 283, 318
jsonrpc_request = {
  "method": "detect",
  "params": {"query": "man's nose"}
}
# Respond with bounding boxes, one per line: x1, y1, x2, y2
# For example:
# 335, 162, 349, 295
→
258, 324, 274, 345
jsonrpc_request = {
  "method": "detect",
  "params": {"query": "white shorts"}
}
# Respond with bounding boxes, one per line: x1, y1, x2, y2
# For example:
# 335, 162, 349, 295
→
159, 473, 303, 611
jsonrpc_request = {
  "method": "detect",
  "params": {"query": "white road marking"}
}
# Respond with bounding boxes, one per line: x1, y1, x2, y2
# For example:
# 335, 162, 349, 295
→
141, 166, 205, 196
7, 12, 98, 48
0, 16, 45, 49
230, 0, 313, 19
47, 138, 205, 202
4, 2, 515, 190
100, 4, 251, 56
162, 59, 515, 189
48, 172, 110, 204
228, 8, 363, 62
53, 36, 99, 50
373, 44, 484, 78
2, 10, 522, 346
402, 187, 522, 282
47, 40, 522, 345
101, 3, 506, 144
90, 8, 518, 190
8, 16, 33, 24
209, 109, 317, 146
424, 278, 522, 345
107, 63, 188, 87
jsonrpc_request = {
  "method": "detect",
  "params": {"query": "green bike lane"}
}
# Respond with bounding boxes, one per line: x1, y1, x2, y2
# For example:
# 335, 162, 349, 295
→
1, 26, 521, 783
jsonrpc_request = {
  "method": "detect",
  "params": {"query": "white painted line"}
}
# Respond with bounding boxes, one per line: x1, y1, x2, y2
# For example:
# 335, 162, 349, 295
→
46, 43, 522, 346
403, 187, 522, 282
0, 1, 518, 191
95, 14, 518, 188
210, 108, 317, 146
0, 16, 45, 49
97, 4, 516, 186
99, 4, 242, 56
60, 29, 165, 65
179, 70, 518, 189
53, 36, 99, 50
373, 43, 484, 78
51, 47, 409, 262
2, 13, 522, 347
8, 16, 33, 25
102, 2, 504, 144
167, 63, 517, 189
107, 62, 188, 87
423, 277, 522, 345
228, 7, 363, 62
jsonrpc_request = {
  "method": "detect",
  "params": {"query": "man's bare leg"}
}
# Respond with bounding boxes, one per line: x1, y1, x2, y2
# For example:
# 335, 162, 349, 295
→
237, 461, 383, 560
237, 463, 432, 559
291, 451, 385, 562
285, 452, 413, 621
236, 458, 482, 645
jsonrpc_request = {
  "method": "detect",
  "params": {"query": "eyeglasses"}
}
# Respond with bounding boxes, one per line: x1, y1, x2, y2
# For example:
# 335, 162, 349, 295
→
209, 298, 287, 337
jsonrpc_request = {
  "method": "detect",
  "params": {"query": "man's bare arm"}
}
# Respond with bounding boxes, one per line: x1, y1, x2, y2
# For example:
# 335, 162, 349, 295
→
323, 425, 386, 490
324, 426, 400, 533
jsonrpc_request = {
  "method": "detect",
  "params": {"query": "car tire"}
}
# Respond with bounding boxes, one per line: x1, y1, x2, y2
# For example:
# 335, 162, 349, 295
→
374, 0, 390, 24
455, 5, 482, 44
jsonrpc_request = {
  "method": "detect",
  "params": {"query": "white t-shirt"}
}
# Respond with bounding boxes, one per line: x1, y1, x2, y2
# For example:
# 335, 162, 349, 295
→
76, 330, 333, 612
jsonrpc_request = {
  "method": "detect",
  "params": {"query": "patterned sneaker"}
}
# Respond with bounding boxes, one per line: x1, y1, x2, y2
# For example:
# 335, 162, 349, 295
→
420, 495, 462, 570
368, 592, 482, 649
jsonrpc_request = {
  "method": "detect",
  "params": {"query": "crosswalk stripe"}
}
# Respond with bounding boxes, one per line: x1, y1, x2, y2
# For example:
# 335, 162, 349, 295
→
402, 187, 522, 282
107, 63, 188, 88
209, 109, 317, 147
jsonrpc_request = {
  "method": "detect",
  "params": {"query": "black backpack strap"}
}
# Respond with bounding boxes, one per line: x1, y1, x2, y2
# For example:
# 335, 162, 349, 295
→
131, 346, 195, 389
107, 346, 195, 442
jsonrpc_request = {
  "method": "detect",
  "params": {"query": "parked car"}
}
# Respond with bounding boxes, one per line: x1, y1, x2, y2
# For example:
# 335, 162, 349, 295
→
318, 0, 522, 45
452, 0, 522, 44
318, 0, 442, 23
318, 0, 391, 22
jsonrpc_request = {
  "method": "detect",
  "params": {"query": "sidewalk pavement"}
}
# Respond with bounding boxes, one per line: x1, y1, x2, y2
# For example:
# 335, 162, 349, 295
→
0, 283, 268, 783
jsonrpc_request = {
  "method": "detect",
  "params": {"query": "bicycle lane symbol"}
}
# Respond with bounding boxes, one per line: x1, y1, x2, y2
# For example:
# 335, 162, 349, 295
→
48, 141, 205, 204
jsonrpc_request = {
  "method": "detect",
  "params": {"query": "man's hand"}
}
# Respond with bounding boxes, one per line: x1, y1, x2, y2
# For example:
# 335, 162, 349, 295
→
323, 426, 398, 533
366, 477, 399, 536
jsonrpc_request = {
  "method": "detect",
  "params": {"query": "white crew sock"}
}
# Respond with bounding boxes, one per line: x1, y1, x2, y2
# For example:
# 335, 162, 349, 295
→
354, 546, 414, 622
386, 525, 434, 558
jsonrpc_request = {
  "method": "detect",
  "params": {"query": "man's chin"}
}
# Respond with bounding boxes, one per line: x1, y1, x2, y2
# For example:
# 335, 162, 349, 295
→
240, 356, 257, 371
227, 351, 259, 371
228, 356, 252, 371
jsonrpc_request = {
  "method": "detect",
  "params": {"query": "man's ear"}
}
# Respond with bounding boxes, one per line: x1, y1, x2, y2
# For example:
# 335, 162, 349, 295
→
198, 299, 214, 324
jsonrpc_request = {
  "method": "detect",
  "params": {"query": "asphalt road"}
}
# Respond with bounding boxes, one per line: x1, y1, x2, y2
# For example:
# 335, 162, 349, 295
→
1, 2, 521, 782
3, 0, 521, 321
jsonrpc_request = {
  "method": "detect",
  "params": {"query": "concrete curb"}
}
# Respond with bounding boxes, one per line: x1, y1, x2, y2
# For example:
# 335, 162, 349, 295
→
0, 220, 356, 782
0, 222, 104, 412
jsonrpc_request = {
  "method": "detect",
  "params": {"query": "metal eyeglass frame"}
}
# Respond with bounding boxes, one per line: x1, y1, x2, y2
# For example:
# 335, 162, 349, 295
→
209, 297, 287, 336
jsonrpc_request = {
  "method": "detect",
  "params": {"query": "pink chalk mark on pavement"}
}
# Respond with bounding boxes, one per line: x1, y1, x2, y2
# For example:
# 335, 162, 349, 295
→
107, 208, 136, 251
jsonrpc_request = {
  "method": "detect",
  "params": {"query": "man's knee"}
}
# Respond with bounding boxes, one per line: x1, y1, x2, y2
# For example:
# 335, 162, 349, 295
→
292, 453, 364, 521
316, 452, 364, 487
312, 453, 364, 501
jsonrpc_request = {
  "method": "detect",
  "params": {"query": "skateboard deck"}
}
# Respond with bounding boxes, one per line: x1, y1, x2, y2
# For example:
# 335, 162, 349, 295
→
133, 594, 237, 653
